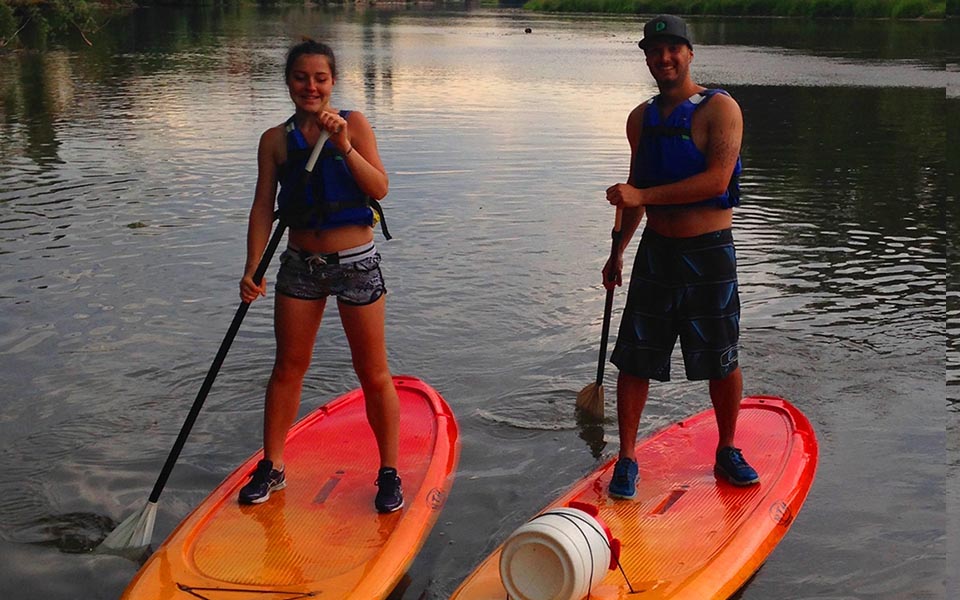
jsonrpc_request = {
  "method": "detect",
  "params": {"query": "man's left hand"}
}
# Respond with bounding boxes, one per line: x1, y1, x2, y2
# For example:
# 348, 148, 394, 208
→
606, 183, 643, 208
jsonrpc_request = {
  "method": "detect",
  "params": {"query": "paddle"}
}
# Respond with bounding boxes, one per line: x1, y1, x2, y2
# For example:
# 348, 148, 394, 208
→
100, 130, 330, 552
576, 207, 623, 421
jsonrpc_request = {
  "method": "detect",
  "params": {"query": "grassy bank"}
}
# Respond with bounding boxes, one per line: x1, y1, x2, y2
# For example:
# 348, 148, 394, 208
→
523, 0, 947, 18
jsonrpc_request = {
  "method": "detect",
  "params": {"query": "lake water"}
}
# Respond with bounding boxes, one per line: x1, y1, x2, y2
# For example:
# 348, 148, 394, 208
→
0, 6, 952, 599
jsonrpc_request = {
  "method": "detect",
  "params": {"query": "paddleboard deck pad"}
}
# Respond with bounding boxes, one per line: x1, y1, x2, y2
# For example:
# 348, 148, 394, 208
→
451, 396, 817, 599
121, 375, 459, 599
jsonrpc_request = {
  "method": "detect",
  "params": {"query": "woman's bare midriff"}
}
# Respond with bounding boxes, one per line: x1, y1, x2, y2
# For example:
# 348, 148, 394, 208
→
288, 224, 374, 253
645, 205, 734, 238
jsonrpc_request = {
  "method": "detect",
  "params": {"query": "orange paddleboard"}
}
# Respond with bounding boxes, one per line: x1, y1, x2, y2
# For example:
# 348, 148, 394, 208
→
451, 396, 817, 600
121, 375, 459, 599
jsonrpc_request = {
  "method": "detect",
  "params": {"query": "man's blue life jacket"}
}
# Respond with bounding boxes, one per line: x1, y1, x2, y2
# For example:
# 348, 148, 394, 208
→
632, 89, 742, 210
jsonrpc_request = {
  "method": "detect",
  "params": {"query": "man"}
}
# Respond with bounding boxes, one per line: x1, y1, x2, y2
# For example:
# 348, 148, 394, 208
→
603, 14, 759, 499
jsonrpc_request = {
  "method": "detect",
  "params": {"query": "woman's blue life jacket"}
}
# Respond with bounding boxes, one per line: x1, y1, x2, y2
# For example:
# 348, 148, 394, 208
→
276, 111, 391, 239
632, 89, 742, 210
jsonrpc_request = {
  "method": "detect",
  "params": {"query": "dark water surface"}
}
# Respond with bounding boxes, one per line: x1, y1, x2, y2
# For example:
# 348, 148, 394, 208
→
0, 6, 950, 599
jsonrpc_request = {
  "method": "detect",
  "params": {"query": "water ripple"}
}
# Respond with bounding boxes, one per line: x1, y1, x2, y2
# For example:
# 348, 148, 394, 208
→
0, 10, 947, 599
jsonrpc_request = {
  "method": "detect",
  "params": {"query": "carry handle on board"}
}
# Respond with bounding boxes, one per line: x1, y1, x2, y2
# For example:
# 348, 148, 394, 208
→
99, 130, 332, 552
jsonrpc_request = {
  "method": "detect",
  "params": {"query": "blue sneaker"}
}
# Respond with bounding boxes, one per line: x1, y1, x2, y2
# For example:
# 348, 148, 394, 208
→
238, 459, 286, 504
608, 457, 639, 499
375, 467, 403, 513
715, 447, 760, 486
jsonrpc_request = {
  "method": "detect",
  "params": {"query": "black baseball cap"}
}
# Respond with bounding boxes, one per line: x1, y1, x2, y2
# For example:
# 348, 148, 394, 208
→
638, 15, 693, 50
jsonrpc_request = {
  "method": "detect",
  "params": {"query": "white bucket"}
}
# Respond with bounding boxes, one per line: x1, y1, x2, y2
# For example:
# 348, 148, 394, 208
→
499, 504, 618, 600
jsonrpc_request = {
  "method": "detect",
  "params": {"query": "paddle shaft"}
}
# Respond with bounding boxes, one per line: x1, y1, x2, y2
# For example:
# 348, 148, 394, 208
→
147, 219, 286, 502
146, 131, 330, 504
593, 208, 623, 386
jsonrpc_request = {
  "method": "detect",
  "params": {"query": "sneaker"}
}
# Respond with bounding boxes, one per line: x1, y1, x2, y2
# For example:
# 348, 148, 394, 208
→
238, 459, 286, 504
714, 447, 760, 486
608, 457, 639, 499
374, 467, 403, 513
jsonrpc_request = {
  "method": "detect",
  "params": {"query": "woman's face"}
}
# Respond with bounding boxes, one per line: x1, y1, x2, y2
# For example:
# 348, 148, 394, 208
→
287, 54, 335, 113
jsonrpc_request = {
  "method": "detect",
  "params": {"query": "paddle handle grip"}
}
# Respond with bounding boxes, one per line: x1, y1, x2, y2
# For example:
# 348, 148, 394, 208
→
606, 207, 623, 284
305, 130, 332, 173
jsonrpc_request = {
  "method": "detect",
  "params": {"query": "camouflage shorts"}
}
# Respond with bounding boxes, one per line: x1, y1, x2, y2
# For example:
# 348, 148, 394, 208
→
275, 246, 386, 306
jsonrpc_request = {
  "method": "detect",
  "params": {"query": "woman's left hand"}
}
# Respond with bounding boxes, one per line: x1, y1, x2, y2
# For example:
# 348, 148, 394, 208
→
318, 109, 350, 152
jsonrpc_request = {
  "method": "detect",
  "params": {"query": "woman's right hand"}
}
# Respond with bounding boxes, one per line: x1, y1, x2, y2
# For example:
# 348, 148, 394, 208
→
240, 273, 267, 303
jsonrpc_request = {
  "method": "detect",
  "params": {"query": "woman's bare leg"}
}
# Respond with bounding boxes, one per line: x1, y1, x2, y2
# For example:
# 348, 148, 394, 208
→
263, 294, 326, 470
338, 296, 399, 468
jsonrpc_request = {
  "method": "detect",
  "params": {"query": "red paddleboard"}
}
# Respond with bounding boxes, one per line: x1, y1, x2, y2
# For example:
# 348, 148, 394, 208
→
451, 396, 817, 599
121, 375, 459, 599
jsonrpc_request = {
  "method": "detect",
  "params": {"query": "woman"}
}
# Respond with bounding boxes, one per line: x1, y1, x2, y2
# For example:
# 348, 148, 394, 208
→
238, 39, 402, 513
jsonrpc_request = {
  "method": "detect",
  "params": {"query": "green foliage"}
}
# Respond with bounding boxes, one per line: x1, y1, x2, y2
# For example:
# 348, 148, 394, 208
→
524, 0, 947, 18
0, 1, 16, 44
890, 0, 929, 15
132, 0, 296, 4
694, 0, 772, 16
808, 0, 853, 16
25, 4, 52, 47
0, 0, 112, 48
849, 0, 891, 17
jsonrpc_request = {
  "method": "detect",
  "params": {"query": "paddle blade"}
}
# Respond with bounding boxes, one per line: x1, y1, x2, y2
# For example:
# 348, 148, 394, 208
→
99, 500, 157, 552
576, 381, 605, 421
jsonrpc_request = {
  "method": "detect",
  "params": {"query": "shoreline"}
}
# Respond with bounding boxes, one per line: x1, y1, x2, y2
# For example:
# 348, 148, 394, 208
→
521, 0, 947, 19
1, 0, 949, 50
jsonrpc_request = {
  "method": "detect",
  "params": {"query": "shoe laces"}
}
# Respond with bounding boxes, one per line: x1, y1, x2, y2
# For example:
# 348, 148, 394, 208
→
612, 459, 633, 483
724, 447, 747, 467
250, 460, 274, 483
376, 469, 400, 492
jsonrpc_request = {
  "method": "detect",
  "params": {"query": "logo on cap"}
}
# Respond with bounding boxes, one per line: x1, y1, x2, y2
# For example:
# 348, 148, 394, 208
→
655, 21, 666, 32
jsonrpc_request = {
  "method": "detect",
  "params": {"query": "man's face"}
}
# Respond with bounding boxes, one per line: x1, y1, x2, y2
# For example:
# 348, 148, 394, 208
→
643, 39, 693, 87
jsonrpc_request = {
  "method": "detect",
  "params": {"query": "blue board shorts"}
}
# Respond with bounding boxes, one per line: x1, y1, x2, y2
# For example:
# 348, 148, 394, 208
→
611, 228, 740, 382
275, 243, 387, 306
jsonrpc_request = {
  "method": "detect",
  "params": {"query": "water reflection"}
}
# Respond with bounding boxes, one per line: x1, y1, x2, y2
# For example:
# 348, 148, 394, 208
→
10, 512, 114, 554
0, 52, 71, 166
360, 18, 395, 110
733, 86, 945, 360
692, 17, 948, 65
0, 6, 948, 600
948, 97, 960, 399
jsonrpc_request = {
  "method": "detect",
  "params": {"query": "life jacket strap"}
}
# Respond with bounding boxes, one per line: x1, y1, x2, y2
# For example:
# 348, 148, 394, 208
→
369, 199, 392, 240
642, 124, 692, 139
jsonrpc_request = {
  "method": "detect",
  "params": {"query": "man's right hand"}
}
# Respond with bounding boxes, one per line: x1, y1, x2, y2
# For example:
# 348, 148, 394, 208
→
606, 182, 644, 208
